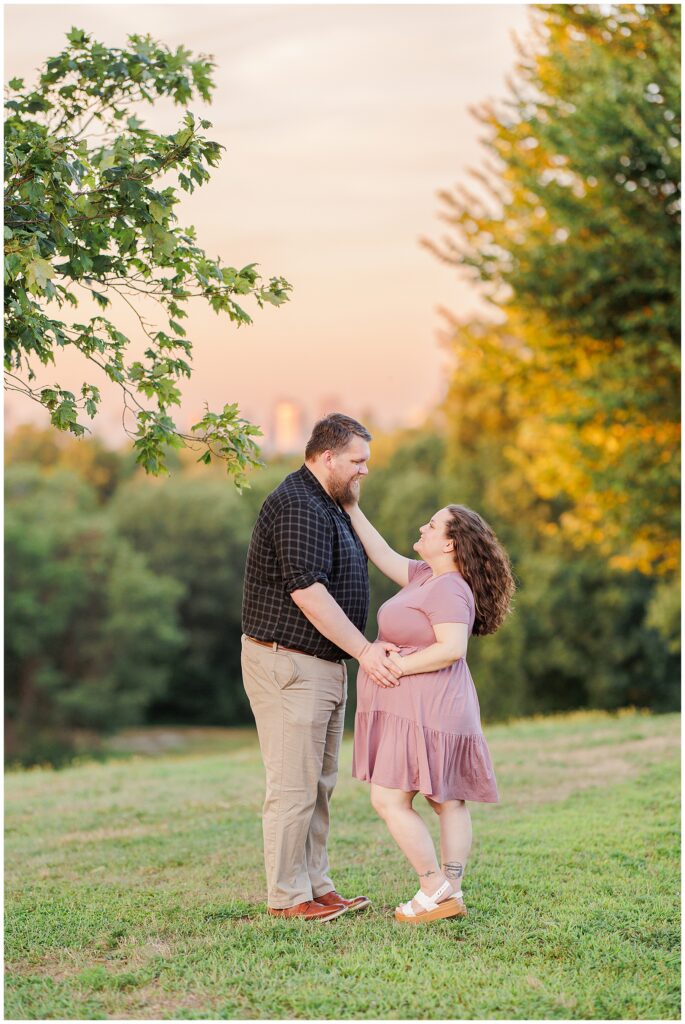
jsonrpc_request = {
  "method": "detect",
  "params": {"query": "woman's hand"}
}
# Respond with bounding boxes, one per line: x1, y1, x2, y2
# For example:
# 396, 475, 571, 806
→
387, 651, 405, 677
341, 477, 361, 512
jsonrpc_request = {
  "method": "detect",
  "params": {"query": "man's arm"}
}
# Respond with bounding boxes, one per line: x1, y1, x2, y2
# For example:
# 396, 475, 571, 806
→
270, 498, 400, 687
291, 583, 401, 688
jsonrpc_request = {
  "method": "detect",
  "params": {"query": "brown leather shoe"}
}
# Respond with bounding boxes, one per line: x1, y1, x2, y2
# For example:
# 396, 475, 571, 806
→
267, 899, 346, 922
315, 890, 372, 912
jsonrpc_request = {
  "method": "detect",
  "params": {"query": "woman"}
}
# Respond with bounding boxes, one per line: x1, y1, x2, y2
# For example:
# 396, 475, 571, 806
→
345, 498, 515, 925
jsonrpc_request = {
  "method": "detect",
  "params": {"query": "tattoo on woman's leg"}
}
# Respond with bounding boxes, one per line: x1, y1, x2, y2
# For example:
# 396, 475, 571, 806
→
443, 861, 464, 880
418, 869, 436, 878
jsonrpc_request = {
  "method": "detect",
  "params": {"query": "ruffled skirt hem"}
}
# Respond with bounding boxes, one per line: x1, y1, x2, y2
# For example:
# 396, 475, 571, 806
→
352, 709, 499, 804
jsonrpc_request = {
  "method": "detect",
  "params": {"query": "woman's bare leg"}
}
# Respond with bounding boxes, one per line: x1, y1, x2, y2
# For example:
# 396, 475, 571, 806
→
426, 796, 472, 891
370, 783, 454, 912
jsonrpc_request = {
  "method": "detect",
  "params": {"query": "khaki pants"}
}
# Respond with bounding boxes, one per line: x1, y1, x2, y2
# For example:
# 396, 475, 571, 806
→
241, 634, 347, 909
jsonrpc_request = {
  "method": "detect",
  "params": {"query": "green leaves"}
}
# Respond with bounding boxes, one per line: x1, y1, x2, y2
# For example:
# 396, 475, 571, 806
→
66, 27, 89, 46
81, 383, 101, 418
149, 200, 167, 224
5, 27, 292, 483
39, 386, 85, 435
173, 127, 194, 149
142, 223, 177, 258
188, 403, 264, 490
25, 258, 55, 293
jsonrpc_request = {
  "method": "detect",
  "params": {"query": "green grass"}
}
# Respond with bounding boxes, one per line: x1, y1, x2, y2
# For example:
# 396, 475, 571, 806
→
5, 709, 681, 1020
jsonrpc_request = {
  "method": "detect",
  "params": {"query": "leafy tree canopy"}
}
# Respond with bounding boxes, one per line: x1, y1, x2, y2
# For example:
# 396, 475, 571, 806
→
4, 28, 291, 486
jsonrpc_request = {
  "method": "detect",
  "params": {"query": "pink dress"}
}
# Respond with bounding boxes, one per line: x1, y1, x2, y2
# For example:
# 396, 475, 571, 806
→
352, 559, 499, 803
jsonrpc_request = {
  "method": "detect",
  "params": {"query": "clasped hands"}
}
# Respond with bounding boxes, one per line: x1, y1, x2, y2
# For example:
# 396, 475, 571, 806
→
359, 640, 405, 688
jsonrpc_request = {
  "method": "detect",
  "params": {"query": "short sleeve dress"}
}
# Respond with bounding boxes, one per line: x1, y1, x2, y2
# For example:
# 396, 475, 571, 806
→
352, 559, 499, 803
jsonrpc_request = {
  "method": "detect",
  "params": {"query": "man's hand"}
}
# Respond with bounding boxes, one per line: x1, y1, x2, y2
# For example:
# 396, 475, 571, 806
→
359, 641, 402, 688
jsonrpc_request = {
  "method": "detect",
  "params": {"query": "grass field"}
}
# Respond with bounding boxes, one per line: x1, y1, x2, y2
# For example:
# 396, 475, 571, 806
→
4, 709, 681, 1020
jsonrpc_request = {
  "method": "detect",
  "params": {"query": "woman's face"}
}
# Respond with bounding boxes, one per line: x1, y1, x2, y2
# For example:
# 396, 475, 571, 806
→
413, 507, 454, 562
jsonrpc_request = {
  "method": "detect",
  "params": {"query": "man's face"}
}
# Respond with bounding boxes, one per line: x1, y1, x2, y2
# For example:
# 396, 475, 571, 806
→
327, 436, 371, 505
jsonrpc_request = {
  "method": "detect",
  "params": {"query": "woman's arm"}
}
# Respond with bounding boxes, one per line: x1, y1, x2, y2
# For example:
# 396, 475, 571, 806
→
389, 622, 468, 675
345, 502, 411, 588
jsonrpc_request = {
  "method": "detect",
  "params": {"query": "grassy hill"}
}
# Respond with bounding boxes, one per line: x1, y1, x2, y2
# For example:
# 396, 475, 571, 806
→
4, 709, 681, 1020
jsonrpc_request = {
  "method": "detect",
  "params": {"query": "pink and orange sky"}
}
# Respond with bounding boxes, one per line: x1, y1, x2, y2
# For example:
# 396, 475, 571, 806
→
4, 3, 530, 446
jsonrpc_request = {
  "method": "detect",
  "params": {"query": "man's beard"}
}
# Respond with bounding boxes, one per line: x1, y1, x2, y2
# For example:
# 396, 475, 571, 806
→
329, 474, 360, 506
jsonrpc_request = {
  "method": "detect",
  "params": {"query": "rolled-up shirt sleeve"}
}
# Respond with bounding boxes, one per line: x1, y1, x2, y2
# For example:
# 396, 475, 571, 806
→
272, 499, 333, 594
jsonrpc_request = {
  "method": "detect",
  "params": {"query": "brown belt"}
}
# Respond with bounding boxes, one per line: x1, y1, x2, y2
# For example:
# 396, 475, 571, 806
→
245, 635, 342, 663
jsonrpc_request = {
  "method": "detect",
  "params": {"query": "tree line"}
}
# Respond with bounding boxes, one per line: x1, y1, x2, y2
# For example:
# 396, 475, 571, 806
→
5, 424, 679, 766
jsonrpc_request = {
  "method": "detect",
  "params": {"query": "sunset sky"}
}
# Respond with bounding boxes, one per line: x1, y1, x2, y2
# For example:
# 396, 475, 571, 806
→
4, 2, 531, 446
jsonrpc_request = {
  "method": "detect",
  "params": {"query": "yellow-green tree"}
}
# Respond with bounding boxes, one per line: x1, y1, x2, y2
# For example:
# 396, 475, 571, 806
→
428, 4, 680, 578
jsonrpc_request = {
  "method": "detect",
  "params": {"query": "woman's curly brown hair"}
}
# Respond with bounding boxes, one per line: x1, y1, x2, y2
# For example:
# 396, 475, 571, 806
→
445, 505, 515, 636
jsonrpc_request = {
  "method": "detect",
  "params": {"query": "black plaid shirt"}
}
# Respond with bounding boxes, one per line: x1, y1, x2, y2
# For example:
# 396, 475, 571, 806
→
241, 464, 369, 661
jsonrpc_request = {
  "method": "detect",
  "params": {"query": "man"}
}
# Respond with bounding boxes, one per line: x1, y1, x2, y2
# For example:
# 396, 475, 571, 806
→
241, 413, 401, 921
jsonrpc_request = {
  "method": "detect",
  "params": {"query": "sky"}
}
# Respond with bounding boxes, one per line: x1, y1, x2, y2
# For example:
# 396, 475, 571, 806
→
4, 2, 531, 446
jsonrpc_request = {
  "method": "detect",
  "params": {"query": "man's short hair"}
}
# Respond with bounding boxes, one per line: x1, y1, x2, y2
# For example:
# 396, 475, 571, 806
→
305, 413, 372, 460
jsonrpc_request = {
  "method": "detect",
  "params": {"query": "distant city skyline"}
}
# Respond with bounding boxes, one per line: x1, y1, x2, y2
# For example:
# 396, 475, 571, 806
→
3, 3, 531, 445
